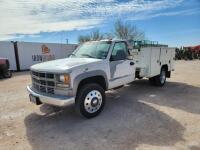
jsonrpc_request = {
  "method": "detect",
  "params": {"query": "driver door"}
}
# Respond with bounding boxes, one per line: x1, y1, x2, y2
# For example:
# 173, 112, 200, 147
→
109, 42, 135, 89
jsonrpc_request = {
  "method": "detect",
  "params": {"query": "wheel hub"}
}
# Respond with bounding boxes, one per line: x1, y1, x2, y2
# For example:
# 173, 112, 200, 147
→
91, 98, 99, 107
84, 90, 102, 113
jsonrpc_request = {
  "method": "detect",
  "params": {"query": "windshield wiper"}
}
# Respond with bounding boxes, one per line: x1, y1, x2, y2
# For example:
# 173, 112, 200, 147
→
81, 54, 95, 58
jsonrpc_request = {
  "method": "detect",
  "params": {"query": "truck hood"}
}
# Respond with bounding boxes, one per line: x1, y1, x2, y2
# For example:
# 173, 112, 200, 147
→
30, 57, 102, 73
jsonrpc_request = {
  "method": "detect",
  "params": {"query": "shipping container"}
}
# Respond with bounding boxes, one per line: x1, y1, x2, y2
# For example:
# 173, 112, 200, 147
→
0, 41, 16, 70
0, 41, 77, 71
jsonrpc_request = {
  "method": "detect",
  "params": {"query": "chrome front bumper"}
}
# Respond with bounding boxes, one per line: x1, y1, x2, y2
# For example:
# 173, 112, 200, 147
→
27, 85, 75, 106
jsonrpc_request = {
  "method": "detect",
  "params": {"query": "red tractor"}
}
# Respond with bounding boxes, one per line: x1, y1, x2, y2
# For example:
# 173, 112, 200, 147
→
0, 58, 12, 78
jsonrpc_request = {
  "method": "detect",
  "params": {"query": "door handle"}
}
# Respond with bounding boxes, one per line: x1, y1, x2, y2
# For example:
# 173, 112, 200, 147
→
130, 62, 134, 66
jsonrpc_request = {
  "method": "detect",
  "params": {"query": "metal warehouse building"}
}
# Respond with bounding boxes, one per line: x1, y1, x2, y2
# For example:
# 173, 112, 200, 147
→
0, 41, 77, 71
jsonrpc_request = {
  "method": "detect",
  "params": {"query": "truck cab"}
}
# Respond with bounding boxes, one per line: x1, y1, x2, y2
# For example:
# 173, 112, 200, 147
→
27, 39, 175, 118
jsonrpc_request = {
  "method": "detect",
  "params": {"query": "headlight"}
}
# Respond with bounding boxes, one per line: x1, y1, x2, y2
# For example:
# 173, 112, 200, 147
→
57, 74, 70, 88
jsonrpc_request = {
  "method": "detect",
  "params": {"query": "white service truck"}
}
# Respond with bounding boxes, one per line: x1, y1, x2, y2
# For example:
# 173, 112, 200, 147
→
27, 39, 175, 118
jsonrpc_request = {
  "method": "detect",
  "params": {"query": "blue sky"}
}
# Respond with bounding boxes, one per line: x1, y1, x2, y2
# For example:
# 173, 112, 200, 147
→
0, 0, 199, 47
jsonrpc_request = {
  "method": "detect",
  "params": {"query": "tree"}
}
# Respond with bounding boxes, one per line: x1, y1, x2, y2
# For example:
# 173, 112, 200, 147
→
114, 20, 145, 40
78, 30, 104, 43
78, 35, 91, 43
77, 20, 145, 43
90, 30, 104, 41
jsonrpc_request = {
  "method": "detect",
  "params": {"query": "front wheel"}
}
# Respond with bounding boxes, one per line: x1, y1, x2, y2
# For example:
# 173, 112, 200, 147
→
75, 83, 105, 118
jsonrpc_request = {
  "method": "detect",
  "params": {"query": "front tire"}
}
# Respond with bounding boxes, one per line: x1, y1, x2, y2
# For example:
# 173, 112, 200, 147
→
75, 83, 105, 118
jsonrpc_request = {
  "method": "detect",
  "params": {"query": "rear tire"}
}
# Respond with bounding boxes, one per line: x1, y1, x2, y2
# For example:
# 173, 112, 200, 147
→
149, 68, 166, 86
75, 83, 105, 118
154, 68, 166, 86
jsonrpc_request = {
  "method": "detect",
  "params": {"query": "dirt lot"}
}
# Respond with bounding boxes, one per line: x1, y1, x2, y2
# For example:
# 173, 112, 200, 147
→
0, 60, 200, 150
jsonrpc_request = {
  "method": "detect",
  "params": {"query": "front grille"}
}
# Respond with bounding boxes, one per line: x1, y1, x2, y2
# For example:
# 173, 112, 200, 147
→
31, 71, 55, 94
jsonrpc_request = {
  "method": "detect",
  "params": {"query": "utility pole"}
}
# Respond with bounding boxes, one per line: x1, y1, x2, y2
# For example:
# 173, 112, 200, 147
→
66, 38, 68, 44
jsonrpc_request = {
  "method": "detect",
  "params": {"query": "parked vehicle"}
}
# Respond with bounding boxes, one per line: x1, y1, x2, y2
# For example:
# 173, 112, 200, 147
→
0, 58, 12, 78
27, 39, 175, 118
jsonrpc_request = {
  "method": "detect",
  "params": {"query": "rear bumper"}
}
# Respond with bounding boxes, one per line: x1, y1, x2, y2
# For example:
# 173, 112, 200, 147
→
27, 85, 75, 106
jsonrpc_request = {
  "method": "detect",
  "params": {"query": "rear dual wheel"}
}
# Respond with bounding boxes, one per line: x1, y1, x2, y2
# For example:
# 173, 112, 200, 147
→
149, 68, 166, 86
75, 83, 105, 118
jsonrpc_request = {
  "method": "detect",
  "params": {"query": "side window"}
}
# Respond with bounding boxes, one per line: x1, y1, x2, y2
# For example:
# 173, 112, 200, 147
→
110, 42, 128, 61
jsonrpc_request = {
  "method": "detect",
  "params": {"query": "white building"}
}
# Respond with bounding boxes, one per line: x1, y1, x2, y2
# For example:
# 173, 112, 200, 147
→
0, 41, 77, 71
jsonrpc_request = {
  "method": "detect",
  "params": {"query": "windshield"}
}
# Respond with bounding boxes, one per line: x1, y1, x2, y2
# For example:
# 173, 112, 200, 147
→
71, 41, 111, 59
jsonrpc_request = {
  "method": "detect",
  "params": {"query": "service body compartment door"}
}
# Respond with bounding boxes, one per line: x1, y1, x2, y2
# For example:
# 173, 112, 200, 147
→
150, 47, 161, 77
170, 48, 176, 71
160, 47, 171, 67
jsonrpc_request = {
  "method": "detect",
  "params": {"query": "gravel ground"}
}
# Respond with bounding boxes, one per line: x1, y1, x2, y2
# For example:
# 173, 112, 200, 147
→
0, 60, 200, 150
